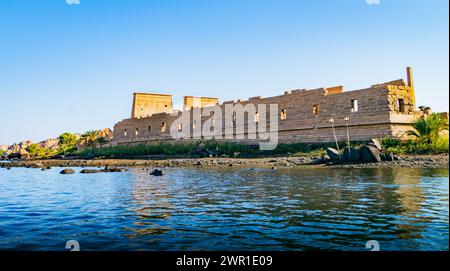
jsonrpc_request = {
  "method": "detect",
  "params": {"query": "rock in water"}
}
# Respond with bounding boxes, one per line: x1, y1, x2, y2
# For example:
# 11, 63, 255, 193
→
150, 169, 163, 176
60, 168, 75, 174
370, 139, 382, 151
343, 147, 361, 162
360, 145, 381, 163
80, 169, 102, 174
326, 147, 341, 161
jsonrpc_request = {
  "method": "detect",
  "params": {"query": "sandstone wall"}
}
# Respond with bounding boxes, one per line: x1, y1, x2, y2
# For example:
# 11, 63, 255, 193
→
183, 96, 219, 111
131, 93, 173, 119
113, 81, 418, 145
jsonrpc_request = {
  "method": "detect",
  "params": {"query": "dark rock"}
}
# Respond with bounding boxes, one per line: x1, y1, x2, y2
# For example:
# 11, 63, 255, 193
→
80, 169, 102, 174
150, 169, 163, 176
343, 147, 360, 162
370, 139, 382, 151
380, 152, 396, 161
313, 157, 326, 164
271, 166, 277, 170
360, 145, 381, 163
326, 147, 341, 161
60, 168, 75, 174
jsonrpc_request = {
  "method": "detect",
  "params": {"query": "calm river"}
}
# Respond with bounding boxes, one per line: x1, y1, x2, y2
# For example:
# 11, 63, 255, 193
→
0, 167, 448, 251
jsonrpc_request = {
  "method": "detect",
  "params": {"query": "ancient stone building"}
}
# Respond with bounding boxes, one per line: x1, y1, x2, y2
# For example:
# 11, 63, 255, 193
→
131, 93, 173, 119
112, 67, 421, 145
183, 96, 219, 111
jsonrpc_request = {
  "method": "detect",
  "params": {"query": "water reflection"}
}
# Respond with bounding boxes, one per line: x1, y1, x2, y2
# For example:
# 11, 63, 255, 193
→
0, 166, 447, 250
117, 167, 448, 251
125, 171, 173, 238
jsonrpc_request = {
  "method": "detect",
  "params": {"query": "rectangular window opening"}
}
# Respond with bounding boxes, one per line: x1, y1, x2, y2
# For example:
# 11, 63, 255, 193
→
398, 99, 405, 113
351, 99, 359, 112
313, 104, 320, 116
281, 109, 287, 120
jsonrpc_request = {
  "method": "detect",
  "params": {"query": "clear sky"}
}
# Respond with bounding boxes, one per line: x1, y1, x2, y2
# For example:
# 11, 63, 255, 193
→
0, 0, 448, 145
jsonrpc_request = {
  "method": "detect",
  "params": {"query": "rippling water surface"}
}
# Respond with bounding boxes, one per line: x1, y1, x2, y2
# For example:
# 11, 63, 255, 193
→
0, 166, 448, 251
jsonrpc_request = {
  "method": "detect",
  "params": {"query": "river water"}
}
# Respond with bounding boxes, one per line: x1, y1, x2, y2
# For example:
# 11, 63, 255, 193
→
0, 166, 448, 251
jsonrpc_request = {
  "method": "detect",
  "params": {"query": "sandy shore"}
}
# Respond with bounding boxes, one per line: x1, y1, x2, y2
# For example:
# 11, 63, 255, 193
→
1, 154, 448, 169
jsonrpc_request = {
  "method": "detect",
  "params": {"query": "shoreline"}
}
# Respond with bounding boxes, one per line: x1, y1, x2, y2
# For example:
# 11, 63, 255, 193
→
1, 154, 448, 169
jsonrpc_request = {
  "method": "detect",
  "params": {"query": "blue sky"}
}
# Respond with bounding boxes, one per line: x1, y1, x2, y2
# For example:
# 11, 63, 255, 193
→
0, 0, 448, 145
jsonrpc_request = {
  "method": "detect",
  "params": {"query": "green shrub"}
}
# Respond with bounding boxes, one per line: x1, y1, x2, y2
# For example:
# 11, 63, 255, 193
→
27, 144, 57, 158
381, 134, 449, 155
58, 132, 78, 154
77, 140, 332, 159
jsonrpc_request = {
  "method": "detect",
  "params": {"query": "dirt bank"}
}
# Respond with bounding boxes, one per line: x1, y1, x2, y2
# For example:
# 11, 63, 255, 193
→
1, 154, 448, 169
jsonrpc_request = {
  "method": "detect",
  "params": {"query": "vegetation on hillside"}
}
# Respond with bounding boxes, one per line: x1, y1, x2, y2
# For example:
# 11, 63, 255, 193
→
26, 144, 58, 158
58, 132, 78, 154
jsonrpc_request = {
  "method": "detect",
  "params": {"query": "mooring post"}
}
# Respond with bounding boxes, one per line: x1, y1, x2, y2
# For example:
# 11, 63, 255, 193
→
329, 118, 341, 159
344, 117, 350, 149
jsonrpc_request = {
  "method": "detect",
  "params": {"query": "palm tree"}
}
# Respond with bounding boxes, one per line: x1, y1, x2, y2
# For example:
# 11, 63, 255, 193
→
80, 130, 100, 148
407, 113, 448, 143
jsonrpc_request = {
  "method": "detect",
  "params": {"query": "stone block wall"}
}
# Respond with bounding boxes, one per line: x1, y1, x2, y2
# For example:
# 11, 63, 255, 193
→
113, 81, 418, 145
183, 96, 219, 111
131, 93, 173, 119
112, 67, 421, 145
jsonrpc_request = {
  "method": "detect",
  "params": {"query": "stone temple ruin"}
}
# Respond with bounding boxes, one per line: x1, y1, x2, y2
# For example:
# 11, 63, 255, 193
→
111, 67, 428, 146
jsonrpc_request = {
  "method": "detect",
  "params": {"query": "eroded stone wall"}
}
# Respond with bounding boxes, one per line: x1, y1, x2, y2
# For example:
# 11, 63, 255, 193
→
183, 96, 219, 111
131, 93, 173, 119
113, 80, 418, 145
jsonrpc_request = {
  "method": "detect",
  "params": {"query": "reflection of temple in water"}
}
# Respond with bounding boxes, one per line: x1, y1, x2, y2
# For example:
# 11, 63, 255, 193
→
391, 168, 426, 239
277, 168, 431, 242
123, 170, 173, 239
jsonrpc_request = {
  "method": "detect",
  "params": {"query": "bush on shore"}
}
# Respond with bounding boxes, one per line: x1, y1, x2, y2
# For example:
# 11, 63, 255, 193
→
381, 135, 449, 155
77, 140, 330, 159
381, 113, 449, 155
